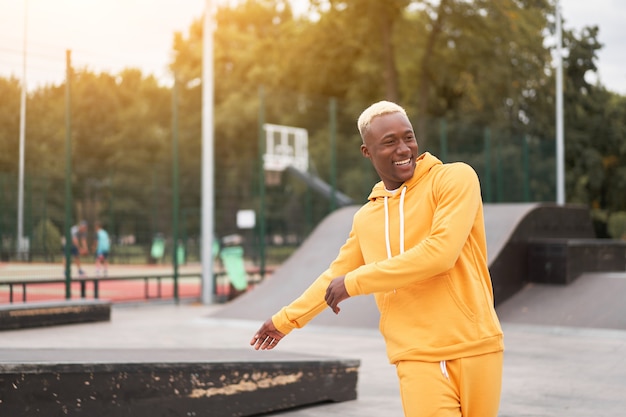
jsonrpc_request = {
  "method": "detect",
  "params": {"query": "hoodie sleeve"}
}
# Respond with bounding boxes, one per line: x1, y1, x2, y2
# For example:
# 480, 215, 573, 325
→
344, 163, 482, 295
272, 226, 365, 335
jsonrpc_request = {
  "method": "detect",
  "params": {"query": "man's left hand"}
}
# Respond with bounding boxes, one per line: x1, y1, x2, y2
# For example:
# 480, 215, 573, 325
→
325, 276, 350, 314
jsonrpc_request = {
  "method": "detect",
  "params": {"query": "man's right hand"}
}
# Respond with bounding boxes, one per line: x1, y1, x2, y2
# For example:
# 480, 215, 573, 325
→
250, 318, 285, 350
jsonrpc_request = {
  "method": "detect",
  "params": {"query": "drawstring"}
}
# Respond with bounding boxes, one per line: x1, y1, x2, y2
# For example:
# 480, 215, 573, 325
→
440, 360, 450, 380
384, 196, 392, 259
384, 186, 407, 295
399, 187, 406, 254
383, 186, 407, 259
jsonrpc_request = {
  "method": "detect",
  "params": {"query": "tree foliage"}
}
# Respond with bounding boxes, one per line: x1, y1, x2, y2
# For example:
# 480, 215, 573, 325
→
1, 0, 625, 248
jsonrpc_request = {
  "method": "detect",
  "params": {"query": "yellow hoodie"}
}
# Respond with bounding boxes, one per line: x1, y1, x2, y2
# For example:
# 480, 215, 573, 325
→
272, 152, 504, 363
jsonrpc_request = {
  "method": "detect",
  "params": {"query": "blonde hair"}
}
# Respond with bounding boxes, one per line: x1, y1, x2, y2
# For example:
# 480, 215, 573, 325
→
357, 101, 408, 141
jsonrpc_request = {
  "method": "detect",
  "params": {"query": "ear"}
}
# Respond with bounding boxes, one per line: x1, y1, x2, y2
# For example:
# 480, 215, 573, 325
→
360, 143, 370, 158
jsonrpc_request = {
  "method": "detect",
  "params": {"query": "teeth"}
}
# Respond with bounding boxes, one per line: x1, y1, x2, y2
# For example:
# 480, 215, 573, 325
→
395, 158, 411, 166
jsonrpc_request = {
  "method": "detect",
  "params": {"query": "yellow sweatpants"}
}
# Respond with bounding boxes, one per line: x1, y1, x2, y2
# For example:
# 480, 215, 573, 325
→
395, 351, 503, 417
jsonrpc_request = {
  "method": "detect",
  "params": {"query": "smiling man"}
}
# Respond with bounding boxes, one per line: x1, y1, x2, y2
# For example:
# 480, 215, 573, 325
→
250, 101, 504, 417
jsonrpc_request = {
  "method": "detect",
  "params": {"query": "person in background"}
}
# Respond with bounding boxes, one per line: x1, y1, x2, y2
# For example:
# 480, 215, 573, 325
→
93, 221, 110, 277
67, 220, 89, 277
250, 101, 504, 417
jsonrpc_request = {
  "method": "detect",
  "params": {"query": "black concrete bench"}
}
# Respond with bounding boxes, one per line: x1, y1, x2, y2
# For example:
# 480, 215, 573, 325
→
0, 299, 112, 331
528, 238, 626, 284
0, 348, 359, 416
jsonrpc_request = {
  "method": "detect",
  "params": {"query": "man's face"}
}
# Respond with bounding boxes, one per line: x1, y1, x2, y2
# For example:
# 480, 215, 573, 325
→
360, 112, 418, 190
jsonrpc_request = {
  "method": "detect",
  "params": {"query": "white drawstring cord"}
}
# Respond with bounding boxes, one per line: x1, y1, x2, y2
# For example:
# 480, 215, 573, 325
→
383, 186, 407, 259
384, 187, 407, 294
440, 360, 450, 380
384, 196, 392, 259
399, 187, 406, 254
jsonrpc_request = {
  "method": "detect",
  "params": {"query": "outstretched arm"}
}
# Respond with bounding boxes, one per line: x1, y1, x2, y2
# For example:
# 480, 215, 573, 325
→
250, 224, 365, 350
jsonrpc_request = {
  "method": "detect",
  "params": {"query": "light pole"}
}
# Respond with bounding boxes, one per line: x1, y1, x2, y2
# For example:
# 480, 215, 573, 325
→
201, 0, 215, 304
555, 0, 565, 205
17, 0, 28, 259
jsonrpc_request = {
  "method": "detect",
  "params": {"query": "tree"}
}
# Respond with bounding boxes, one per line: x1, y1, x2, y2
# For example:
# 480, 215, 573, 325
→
1, 0, 624, 253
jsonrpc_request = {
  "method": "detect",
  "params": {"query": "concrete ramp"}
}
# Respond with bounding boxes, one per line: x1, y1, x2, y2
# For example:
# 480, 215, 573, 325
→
212, 203, 600, 329
485, 203, 595, 304
484, 203, 541, 265
211, 206, 382, 328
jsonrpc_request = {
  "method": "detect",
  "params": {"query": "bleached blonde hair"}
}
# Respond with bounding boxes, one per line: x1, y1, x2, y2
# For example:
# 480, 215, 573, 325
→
357, 101, 408, 141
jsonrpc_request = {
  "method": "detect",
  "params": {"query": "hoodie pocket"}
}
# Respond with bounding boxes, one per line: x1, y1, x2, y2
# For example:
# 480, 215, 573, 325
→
378, 274, 478, 350
444, 275, 476, 321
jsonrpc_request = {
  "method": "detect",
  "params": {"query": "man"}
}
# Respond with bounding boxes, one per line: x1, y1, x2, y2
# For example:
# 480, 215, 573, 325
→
69, 220, 89, 277
250, 101, 504, 417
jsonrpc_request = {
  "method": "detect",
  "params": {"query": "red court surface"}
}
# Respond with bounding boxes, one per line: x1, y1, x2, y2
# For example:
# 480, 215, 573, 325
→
0, 262, 241, 304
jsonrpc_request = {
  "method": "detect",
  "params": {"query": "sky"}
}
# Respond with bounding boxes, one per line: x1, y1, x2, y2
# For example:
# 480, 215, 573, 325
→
0, 0, 625, 95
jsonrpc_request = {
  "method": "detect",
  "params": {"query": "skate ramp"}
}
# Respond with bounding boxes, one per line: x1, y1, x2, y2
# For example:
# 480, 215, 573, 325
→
485, 203, 595, 304
211, 205, 380, 328
212, 203, 599, 329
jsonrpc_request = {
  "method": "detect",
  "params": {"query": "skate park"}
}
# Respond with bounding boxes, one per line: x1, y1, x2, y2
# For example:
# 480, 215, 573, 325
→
1, 202, 626, 416
3, 0, 626, 414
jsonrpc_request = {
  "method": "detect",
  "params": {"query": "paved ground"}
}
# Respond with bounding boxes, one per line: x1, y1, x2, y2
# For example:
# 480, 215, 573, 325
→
1, 270, 625, 417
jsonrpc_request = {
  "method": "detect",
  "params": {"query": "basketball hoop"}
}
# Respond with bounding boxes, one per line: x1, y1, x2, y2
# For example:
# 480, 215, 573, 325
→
263, 123, 308, 174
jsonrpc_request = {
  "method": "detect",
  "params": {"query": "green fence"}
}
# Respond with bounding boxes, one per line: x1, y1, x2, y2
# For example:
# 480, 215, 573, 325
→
423, 120, 557, 204
0, 89, 560, 285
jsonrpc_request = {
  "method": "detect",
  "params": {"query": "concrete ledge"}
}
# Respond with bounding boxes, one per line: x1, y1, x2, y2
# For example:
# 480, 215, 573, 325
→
0, 348, 359, 417
0, 299, 112, 331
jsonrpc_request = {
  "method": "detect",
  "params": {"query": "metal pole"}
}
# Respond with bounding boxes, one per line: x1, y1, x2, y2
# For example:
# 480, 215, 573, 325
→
555, 0, 565, 205
64, 50, 73, 298
201, 0, 215, 304
439, 119, 448, 163
107, 173, 114, 251
0, 176, 4, 246
42, 181, 48, 259
257, 86, 266, 279
483, 127, 492, 203
17, 0, 28, 259
496, 134, 503, 202
151, 168, 158, 238
522, 135, 530, 202
172, 77, 180, 302
329, 97, 337, 212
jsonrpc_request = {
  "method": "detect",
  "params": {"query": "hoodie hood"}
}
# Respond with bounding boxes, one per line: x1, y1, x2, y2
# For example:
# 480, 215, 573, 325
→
367, 152, 442, 201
